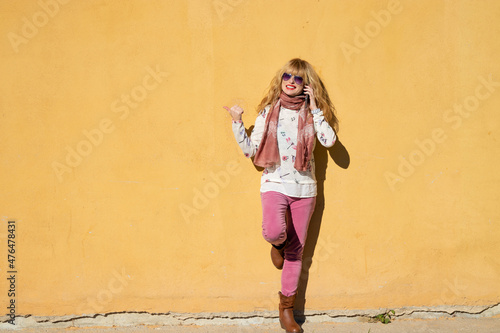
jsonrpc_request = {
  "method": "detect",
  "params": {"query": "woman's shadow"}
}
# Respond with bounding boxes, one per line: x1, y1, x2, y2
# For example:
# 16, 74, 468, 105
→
295, 137, 350, 323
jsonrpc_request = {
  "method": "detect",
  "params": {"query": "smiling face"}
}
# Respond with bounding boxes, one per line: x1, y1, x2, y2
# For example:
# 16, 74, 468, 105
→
281, 72, 305, 97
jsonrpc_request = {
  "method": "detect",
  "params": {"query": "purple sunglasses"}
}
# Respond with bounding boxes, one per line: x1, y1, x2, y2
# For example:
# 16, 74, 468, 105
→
282, 73, 304, 85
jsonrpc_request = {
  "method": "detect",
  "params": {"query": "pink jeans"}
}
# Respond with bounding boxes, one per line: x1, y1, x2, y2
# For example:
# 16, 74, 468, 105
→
261, 191, 316, 297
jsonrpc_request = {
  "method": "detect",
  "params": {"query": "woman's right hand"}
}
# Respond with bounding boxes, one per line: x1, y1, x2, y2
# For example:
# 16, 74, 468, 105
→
223, 105, 244, 121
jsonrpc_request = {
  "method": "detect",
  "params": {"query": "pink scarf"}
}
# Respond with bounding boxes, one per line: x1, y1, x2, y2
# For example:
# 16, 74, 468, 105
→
253, 92, 315, 172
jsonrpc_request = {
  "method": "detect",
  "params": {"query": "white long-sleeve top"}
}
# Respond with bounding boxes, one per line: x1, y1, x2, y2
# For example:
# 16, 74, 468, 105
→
232, 105, 336, 198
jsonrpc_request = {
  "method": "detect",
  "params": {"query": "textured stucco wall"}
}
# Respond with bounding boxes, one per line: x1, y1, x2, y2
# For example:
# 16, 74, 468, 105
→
0, 0, 499, 317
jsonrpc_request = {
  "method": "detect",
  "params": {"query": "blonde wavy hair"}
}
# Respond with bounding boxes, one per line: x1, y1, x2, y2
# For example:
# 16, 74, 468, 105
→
257, 58, 339, 131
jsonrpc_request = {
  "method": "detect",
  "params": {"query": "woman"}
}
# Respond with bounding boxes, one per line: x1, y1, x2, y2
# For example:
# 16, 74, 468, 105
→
224, 58, 338, 332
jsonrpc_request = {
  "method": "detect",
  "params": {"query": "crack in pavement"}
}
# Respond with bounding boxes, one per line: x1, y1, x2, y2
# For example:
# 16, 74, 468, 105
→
2, 302, 499, 329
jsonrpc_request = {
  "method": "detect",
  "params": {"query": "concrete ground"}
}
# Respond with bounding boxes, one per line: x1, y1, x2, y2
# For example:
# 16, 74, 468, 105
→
3, 318, 500, 333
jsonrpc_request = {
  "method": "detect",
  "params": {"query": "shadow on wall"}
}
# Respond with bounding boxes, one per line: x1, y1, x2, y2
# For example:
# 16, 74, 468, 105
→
296, 137, 350, 318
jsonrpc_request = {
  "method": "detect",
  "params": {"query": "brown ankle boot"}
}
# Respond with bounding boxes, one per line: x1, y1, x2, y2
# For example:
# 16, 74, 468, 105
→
278, 292, 301, 333
271, 244, 285, 269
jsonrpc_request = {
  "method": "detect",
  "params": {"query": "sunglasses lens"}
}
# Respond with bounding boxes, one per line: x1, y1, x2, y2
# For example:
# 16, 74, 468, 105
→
294, 76, 303, 85
282, 73, 292, 81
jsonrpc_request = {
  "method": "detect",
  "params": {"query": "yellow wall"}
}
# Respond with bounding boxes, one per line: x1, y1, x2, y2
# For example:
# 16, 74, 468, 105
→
1, 0, 499, 317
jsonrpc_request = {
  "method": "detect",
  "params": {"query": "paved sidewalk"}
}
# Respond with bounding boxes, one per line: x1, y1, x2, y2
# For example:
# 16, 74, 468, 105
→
3, 317, 500, 332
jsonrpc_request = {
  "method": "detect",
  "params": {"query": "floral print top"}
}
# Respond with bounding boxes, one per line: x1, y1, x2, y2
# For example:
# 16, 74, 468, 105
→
232, 105, 336, 198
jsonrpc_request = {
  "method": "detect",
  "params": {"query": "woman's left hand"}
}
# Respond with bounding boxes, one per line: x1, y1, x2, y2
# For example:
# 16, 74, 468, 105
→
303, 85, 318, 111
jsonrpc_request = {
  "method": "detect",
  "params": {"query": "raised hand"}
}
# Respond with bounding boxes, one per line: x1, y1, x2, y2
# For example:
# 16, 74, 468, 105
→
223, 105, 244, 121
